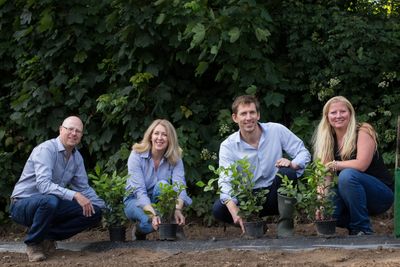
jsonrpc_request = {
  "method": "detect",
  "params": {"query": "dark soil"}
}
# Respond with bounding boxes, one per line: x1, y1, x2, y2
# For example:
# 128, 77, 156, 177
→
0, 215, 398, 266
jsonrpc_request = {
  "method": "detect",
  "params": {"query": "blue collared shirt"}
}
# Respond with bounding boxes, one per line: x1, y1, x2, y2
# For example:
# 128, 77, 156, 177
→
126, 150, 192, 208
11, 137, 105, 209
218, 122, 311, 203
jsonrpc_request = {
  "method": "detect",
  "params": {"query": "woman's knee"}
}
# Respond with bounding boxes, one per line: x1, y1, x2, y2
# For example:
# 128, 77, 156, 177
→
338, 168, 360, 186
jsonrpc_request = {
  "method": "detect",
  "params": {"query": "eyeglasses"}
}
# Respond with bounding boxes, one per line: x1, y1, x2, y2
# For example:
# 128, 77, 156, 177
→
62, 126, 83, 135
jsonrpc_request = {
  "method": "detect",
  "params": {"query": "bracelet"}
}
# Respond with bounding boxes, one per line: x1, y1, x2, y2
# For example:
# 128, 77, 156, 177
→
175, 208, 182, 211
332, 160, 337, 172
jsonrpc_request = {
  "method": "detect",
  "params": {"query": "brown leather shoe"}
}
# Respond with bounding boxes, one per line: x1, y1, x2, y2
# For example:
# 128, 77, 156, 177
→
42, 240, 57, 254
26, 244, 46, 262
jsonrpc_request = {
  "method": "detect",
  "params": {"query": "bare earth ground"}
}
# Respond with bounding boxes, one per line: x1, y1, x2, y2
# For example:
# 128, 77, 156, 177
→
1, 215, 399, 266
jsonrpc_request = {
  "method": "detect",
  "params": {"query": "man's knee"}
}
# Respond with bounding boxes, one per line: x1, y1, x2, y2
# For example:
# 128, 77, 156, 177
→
212, 199, 232, 223
40, 195, 60, 211
277, 167, 297, 180
93, 206, 102, 221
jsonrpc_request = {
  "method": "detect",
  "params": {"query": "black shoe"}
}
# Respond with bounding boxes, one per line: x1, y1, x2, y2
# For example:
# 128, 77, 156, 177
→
132, 225, 146, 240
349, 229, 373, 236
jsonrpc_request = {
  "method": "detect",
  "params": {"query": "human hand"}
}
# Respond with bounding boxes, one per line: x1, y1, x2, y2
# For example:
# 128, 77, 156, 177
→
151, 215, 161, 230
74, 192, 95, 217
174, 209, 185, 226
232, 214, 245, 234
275, 158, 292, 168
325, 160, 337, 172
315, 207, 325, 221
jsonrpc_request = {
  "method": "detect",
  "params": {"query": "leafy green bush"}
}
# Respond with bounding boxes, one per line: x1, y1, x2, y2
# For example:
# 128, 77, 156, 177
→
153, 182, 186, 223
89, 165, 130, 227
297, 159, 337, 221
277, 174, 300, 199
209, 158, 268, 222
0, 0, 398, 224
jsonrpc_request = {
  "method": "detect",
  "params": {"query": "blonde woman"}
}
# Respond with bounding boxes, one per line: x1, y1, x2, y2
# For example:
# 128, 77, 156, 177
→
124, 119, 191, 240
313, 96, 393, 235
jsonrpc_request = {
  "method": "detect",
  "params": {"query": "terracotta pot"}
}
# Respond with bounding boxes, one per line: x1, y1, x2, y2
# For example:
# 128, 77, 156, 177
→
315, 219, 336, 236
158, 223, 178, 241
243, 220, 265, 238
108, 226, 126, 242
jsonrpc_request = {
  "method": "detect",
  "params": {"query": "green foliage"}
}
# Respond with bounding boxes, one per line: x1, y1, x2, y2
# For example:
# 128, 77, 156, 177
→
153, 182, 186, 223
0, 0, 398, 224
277, 174, 300, 199
210, 158, 268, 221
89, 165, 130, 227
297, 159, 337, 221
186, 192, 215, 226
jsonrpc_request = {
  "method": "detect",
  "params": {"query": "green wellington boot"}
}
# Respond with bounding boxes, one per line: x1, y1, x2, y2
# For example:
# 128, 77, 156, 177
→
277, 193, 296, 238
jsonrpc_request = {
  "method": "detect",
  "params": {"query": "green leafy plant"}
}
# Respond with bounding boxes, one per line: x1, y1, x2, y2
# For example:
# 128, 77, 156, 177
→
297, 159, 337, 221
208, 158, 269, 222
89, 165, 130, 227
0, 0, 398, 225
152, 182, 186, 224
277, 174, 300, 199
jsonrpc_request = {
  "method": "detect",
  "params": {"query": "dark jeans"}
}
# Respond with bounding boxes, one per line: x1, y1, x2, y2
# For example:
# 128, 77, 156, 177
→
212, 167, 297, 223
333, 168, 393, 233
10, 194, 102, 245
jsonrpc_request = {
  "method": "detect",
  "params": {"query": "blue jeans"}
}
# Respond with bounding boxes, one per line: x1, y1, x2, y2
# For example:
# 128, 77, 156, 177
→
212, 167, 297, 223
333, 168, 393, 233
10, 194, 102, 245
124, 181, 165, 235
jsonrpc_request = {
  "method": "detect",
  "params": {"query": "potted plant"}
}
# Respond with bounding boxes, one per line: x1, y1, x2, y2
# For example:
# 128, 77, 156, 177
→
209, 158, 269, 238
277, 174, 300, 237
152, 181, 186, 241
89, 165, 130, 242
297, 159, 337, 236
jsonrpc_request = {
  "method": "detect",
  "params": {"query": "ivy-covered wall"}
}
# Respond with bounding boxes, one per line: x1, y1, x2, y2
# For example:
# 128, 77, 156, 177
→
0, 0, 399, 224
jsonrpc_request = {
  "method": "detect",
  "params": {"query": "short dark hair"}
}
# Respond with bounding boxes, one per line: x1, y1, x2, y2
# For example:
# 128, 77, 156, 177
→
232, 95, 260, 114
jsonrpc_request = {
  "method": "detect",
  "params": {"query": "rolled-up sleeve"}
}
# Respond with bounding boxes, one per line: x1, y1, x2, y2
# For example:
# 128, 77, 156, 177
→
279, 125, 311, 176
70, 155, 106, 209
218, 141, 237, 204
171, 159, 192, 206
126, 152, 151, 208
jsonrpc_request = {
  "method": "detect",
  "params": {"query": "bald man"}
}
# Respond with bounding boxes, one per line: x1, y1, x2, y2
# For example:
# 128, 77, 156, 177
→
10, 116, 105, 262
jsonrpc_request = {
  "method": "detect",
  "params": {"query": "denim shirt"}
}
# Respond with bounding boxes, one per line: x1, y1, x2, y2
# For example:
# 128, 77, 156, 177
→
11, 137, 105, 209
126, 150, 192, 208
218, 122, 311, 203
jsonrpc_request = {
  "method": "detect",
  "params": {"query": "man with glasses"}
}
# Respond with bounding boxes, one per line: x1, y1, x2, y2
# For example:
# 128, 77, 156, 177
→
10, 116, 105, 262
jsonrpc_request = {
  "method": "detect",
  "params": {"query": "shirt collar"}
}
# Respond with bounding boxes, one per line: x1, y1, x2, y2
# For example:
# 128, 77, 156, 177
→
55, 136, 76, 154
233, 123, 265, 144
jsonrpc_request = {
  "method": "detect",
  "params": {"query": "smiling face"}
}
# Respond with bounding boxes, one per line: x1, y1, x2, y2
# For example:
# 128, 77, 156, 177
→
232, 103, 260, 135
151, 124, 169, 154
59, 116, 83, 152
327, 101, 351, 130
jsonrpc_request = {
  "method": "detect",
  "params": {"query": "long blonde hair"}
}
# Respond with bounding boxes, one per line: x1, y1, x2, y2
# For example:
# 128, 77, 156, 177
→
132, 119, 182, 165
312, 96, 377, 163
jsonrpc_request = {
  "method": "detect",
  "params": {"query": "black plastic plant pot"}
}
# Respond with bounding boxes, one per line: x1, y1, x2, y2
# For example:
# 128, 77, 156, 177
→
158, 223, 178, 241
315, 219, 337, 236
243, 220, 265, 238
108, 226, 126, 242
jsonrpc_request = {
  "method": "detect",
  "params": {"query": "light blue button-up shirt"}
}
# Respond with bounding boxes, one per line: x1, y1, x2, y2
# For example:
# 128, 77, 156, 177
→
11, 137, 105, 209
218, 122, 311, 203
126, 150, 192, 208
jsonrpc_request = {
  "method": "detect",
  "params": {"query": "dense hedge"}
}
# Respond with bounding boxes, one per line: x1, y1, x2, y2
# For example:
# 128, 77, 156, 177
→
0, 0, 399, 224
